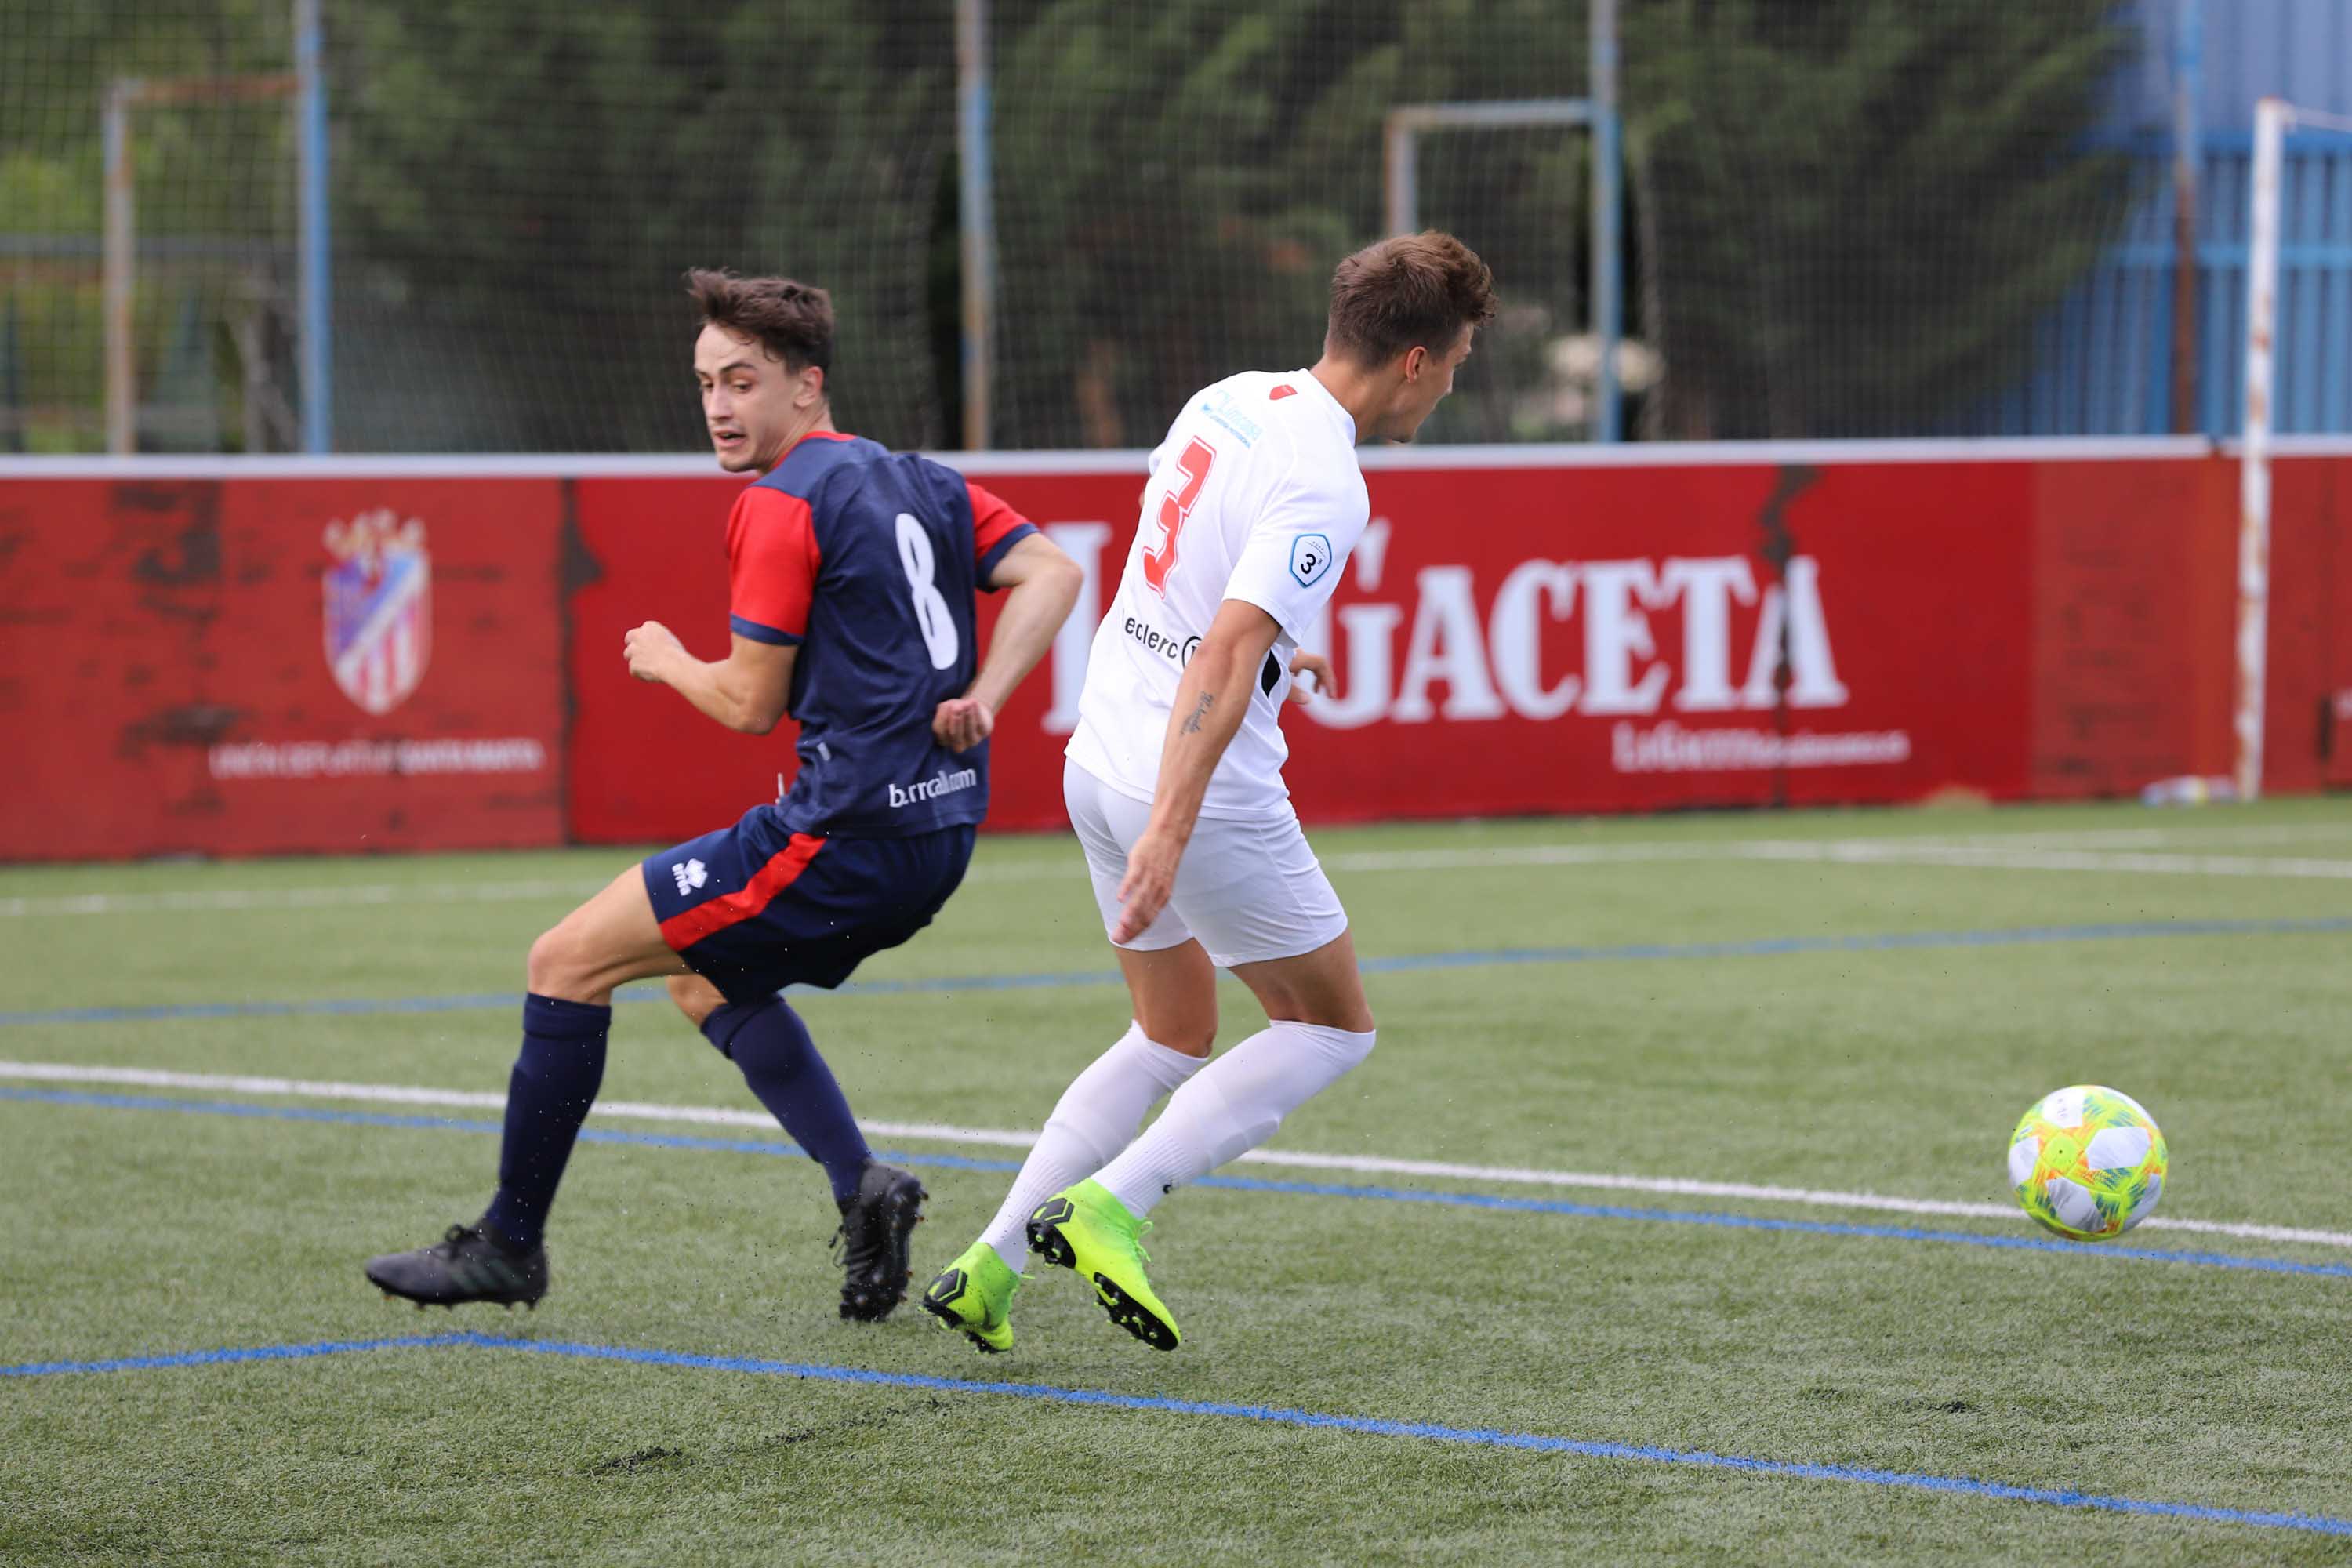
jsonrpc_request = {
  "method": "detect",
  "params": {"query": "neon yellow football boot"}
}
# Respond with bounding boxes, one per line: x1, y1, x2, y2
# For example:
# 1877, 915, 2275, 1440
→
920, 1240, 1021, 1354
1025, 1179, 1180, 1351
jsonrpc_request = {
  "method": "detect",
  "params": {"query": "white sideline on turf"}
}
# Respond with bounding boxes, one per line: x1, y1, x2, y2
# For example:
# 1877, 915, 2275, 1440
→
7, 1059, 2347, 1253
10, 833, 2352, 916
1733, 842, 2352, 880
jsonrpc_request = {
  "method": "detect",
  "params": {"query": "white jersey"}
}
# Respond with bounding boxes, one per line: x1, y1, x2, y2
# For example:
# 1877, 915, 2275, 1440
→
1066, 368, 1369, 819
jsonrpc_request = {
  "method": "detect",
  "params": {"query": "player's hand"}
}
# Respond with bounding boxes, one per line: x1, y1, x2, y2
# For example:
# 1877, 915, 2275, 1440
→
623, 620, 684, 682
932, 695, 995, 752
1112, 829, 1184, 944
1286, 649, 1334, 706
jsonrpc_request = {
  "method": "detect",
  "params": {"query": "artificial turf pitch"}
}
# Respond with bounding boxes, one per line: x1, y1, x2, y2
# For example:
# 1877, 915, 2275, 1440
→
5, 799, 2350, 1564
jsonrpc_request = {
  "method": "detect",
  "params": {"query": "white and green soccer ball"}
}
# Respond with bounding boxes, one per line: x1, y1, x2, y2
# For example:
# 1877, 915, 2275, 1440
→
2006, 1085, 2168, 1242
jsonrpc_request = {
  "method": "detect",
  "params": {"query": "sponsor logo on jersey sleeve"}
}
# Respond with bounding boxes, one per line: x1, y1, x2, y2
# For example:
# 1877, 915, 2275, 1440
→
1290, 532, 1334, 588
1197, 387, 1264, 447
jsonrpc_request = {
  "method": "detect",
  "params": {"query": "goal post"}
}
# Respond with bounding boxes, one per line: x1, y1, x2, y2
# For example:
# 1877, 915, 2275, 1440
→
2238, 96, 2352, 801
1381, 0, 1622, 442
96, 0, 330, 456
2235, 96, 2285, 804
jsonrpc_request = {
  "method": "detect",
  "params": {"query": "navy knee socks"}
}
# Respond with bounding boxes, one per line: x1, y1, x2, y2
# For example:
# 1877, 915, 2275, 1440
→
703, 996, 872, 1204
481, 993, 611, 1253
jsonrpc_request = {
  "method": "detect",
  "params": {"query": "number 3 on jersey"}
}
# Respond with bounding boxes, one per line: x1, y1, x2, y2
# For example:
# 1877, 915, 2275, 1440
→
1142, 437, 1216, 595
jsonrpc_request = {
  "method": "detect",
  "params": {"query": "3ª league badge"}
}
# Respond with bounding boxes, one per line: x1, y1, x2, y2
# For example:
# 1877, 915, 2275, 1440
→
323, 508, 432, 714
1289, 532, 1334, 588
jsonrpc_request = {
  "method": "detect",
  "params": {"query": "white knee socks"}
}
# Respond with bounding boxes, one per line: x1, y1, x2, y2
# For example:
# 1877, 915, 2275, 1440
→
1098, 1021, 1377, 1218
979, 1022, 1205, 1269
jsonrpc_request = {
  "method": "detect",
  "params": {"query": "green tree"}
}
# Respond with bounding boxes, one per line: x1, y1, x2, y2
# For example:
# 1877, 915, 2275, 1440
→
989, 0, 1589, 448
0, 0, 298, 448
1625, 0, 2145, 437
987, 0, 2139, 445
332, 0, 953, 451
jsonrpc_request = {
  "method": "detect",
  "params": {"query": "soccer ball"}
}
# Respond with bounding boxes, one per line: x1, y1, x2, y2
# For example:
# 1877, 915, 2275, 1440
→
2006, 1085, 2167, 1241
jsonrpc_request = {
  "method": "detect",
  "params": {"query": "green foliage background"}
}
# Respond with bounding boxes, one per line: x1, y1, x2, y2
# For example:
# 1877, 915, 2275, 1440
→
0, 0, 2140, 450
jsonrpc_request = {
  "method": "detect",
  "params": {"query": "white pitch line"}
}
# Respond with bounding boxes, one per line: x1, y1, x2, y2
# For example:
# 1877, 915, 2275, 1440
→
0, 1061, 1040, 1149
1911, 823, 2352, 850
0, 879, 612, 917
6, 1059, 2347, 1253
13, 829, 2352, 917
1731, 842, 2352, 880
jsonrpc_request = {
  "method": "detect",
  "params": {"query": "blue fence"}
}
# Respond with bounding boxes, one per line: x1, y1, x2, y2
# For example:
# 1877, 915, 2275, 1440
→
1965, 133, 2352, 437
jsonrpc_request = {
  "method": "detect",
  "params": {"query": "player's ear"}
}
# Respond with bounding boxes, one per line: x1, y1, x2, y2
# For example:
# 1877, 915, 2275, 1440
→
797, 364, 826, 409
1399, 343, 1429, 381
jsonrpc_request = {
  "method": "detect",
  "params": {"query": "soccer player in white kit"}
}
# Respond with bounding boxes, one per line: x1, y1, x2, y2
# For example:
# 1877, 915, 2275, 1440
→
923, 233, 1497, 1352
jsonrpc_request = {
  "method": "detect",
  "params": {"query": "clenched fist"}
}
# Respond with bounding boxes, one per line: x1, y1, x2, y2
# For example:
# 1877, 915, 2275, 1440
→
933, 695, 995, 752
624, 620, 685, 683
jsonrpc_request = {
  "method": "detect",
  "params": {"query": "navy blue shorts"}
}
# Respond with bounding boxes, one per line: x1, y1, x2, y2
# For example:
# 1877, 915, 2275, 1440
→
641, 804, 975, 1005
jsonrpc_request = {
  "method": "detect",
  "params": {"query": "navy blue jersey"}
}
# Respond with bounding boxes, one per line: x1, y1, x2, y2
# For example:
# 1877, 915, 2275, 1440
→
724, 432, 1036, 838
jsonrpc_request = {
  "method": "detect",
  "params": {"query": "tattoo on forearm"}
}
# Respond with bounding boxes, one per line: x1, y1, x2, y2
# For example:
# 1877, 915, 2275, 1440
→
1180, 692, 1215, 735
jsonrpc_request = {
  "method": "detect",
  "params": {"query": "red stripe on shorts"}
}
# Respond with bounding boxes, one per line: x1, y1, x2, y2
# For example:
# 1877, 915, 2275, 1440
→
658, 833, 826, 951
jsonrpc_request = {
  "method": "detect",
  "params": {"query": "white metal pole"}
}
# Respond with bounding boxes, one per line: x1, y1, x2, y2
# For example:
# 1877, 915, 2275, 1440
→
103, 82, 138, 456
1383, 109, 1418, 237
2235, 96, 2289, 802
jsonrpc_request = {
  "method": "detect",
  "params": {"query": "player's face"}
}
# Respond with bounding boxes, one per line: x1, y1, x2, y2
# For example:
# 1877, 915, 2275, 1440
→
695, 324, 800, 473
1374, 325, 1475, 442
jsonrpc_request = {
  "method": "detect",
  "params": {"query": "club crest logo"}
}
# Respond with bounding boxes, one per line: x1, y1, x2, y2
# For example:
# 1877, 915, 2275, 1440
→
323, 509, 432, 715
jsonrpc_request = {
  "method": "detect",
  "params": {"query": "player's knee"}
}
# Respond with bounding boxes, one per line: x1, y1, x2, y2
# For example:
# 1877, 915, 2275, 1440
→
1258, 978, 1373, 1035
526, 924, 590, 998
666, 973, 724, 1029
1142, 1010, 1215, 1058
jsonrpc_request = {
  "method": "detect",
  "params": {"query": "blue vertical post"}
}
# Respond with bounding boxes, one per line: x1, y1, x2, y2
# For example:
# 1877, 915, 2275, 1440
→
296, 0, 331, 452
956, 0, 994, 451
1591, 0, 1622, 442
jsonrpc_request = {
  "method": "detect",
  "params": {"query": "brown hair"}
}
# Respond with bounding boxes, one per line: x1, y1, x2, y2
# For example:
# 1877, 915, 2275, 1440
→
1323, 232, 1497, 367
685, 268, 834, 375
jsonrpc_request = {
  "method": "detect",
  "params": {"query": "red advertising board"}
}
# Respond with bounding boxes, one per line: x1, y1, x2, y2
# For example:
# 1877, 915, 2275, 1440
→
912, 458, 2045, 827
0, 477, 565, 860
3, 445, 2346, 861
565, 474, 754, 845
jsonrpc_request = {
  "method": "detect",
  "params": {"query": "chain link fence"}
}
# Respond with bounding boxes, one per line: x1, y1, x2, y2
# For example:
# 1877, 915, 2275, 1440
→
4, 0, 2169, 452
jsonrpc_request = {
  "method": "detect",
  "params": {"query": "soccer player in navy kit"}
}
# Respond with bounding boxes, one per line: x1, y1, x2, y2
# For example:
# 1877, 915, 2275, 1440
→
365, 270, 1081, 1322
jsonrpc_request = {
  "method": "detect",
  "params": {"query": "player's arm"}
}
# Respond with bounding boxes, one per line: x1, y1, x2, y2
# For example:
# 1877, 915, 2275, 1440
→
623, 625, 797, 735
933, 532, 1083, 751
932, 481, 1082, 752
620, 486, 808, 734
1111, 597, 1283, 942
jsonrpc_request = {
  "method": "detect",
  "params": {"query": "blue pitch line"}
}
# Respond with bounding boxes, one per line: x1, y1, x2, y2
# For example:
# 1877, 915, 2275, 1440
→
8, 914, 2350, 1029
9, 1085, 2350, 1280
5, 1330, 2348, 1538
0, 1332, 475, 1378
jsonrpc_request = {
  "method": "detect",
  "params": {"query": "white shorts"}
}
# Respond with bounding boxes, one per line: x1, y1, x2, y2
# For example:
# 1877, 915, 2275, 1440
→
1063, 759, 1348, 968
